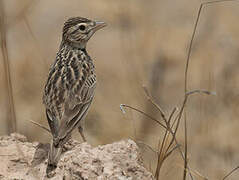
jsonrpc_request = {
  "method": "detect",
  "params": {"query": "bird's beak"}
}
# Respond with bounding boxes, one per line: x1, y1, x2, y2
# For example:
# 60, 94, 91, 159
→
93, 21, 107, 31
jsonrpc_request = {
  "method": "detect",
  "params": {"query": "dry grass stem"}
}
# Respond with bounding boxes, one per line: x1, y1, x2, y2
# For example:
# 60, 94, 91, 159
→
29, 120, 51, 133
223, 166, 239, 180
182, 1, 239, 179
120, 104, 167, 130
136, 141, 159, 154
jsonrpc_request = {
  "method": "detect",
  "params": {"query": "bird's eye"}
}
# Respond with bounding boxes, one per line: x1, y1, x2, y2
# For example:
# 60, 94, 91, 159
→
79, 24, 86, 31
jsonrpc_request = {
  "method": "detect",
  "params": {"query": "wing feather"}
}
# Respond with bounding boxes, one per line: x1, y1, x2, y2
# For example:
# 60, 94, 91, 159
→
43, 48, 96, 147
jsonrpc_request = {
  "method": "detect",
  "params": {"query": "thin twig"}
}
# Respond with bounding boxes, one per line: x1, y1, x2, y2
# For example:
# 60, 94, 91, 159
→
223, 166, 239, 180
164, 144, 181, 160
182, 0, 239, 179
120, 104, 167, 130
186, 89, 216, 96
183, 110, 188, 180
155, 135, 164, 179
168, 107, 177, 127
183, 2, 204, 178
142, 86, 191, 179
141, 87, 194, 179
143, 86, 167, 123
182, 166, 209, 180
136, 141, 159, 154
29, 120, 51, 133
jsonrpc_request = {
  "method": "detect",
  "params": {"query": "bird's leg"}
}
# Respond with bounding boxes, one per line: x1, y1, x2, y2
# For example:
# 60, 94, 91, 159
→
78, 126, 86, 142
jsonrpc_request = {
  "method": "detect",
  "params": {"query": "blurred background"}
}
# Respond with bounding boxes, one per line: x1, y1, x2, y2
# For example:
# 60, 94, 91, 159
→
1, 0, 239, 179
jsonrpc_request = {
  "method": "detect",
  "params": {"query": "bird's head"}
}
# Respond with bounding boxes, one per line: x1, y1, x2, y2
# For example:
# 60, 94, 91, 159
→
62, 17, 106, 49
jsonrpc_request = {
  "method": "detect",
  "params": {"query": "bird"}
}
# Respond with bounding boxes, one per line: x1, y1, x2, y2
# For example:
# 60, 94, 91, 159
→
42, 17, 106, 176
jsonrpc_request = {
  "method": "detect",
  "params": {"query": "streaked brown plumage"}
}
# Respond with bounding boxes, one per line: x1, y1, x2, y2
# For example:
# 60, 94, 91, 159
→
43, 17, 106, 175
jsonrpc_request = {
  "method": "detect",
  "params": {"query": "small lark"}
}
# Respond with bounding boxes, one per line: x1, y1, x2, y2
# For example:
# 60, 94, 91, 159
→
43, 17, 106, 175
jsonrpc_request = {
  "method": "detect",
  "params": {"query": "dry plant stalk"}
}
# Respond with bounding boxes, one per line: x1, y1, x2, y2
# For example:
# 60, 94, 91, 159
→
223, 166, 239, 180
29, 120, 51, 133
0, 1, 17, 133
183, 1, 239, 179
120, 87, 195, 179
120, 1, 236, 179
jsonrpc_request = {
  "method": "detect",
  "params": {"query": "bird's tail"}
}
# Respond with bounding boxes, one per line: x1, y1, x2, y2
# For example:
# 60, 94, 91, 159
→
46, 140, 62, 177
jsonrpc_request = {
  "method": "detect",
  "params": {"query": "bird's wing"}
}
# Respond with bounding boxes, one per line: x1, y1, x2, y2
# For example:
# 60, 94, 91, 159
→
54, 70, 96, 147
46, 109, 59, 137
44, 61, 65, 138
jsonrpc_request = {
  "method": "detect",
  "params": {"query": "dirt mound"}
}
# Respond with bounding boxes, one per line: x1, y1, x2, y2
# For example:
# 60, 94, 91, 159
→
0, 133, 153, 179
